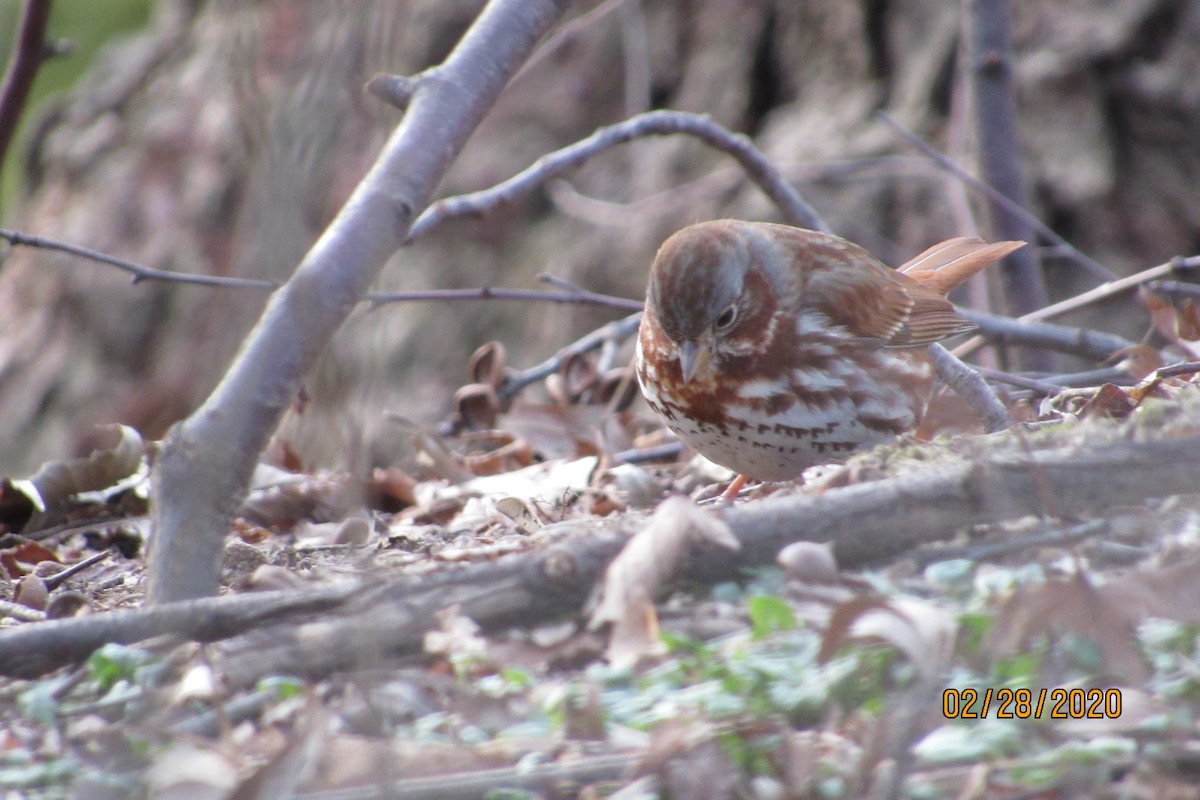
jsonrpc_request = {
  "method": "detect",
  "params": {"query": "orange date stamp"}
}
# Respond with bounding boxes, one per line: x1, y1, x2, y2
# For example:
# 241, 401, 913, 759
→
943, 688, 1122, 720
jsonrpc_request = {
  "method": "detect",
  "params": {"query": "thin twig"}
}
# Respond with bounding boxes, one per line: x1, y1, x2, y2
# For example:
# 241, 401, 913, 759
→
959, 308, 1135, 362
877, 112, 1115, 282
0, 0, 53, 181
42, 550, 110, 591
497, 311, 642, 403
0, 228, 279, 290
547, 155, 943, 228
1143, 280, 1200, 302
914, 519, 1107, 567
1037, 366, 1130, 388
0, 227, 647, 312
514, 0, 629, 81
973, 366, 1070, 395
1156, 360, 1200, 379
409, 109, 828, 240
951, 255, 1200, 358
1018, 256, 1199, 322
613, 441, 683, 465
0, 600, 45, 622
169, 690, 275, 737
535, 271, 644, 312
366, 286, 640, 311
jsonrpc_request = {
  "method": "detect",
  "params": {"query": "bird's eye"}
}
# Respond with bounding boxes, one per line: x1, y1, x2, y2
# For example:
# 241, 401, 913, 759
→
714, 304, 738, 331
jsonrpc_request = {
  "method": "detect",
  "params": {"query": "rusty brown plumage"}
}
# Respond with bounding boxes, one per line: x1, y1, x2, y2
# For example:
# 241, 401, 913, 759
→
635, 220, 1021, 482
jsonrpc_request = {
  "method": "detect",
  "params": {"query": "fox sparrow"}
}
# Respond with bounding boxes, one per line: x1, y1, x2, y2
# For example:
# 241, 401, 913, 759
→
636, 220, 1022, 481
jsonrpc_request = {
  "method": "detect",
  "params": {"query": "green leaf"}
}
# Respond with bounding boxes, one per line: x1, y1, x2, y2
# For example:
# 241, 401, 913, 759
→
914, 720, 1024, 763
256, 675, 305, 700
747, 595, 796, 639
86, 643, 153, 691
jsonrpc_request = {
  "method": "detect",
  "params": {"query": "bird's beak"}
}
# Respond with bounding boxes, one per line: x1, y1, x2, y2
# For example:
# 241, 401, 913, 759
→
678, 340, 709, 383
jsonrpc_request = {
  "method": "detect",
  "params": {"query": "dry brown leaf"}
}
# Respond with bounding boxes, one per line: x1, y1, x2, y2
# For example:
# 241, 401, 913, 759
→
603, 463, 663, 510
500, 403, 623, 461
239, 467, 366, 529
231, 701, 328, 800
1141, 286, 1200, 358
1108, 343, 1164, 381
13, 575, 48, 611
369, 466, 419, 508
819, 596, 957, 680
1076, 382, 1139, 420
634, 720, 711, 779
468, 341, 508, 389
1100, 556, 1200, 624
4, 425, 145, 533
589, 496, 738, 669
562, 682, 607, 741
31, 424, 144, 504
493, 496, 542, 533
0, 539, 59, 579
455, 382, 502, 431
988, 571, 1147, 682
461, 436, 535, 475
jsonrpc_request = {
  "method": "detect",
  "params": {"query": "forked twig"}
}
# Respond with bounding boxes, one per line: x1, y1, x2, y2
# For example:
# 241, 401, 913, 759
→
409, 109, 829, 239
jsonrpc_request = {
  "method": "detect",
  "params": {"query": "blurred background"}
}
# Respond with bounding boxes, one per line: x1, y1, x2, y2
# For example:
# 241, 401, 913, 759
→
1, 0, 1197, 475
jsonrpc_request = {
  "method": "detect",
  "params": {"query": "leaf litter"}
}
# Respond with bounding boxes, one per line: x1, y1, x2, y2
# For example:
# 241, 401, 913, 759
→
2, 341, 1200, 798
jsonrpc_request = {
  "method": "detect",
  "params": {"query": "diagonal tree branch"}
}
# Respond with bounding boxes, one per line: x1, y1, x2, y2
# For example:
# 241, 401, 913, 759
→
409, 110, 829, 238
148, 0, 573, 603
0, 0, 52, 183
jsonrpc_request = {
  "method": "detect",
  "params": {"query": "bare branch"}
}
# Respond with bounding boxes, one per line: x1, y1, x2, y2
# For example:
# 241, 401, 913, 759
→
966, 0, 1051, 329
0, 0, 52, 182
410, 109, 829, 239
515, 0, 631, 81
1146, 280, 1200, 302
928, 343, 1010, 432
0, 227, 646, 309
973, 366, 1075, 395
951, 255, 1200, 358
960, 308, 1136, 362
877, 112, 1116, 282
0, 227, 279, 290
365, 285, 640, 311
1020, 255, 1200, 323
148, 0, 574, 603
494, 311, 642, 404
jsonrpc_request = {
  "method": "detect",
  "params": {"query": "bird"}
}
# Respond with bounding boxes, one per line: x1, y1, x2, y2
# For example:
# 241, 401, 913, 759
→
635, 219, 1022, 484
